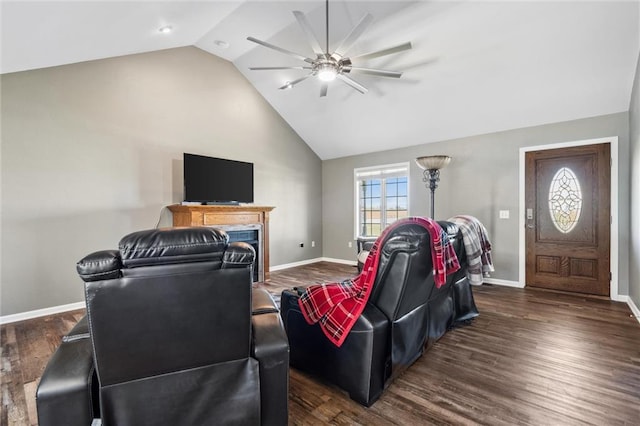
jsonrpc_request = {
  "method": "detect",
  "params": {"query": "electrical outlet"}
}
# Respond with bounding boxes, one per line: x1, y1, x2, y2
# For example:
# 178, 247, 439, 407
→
348, 241, 353, 248
311, 241, 315, 247
299, 242, 304, 248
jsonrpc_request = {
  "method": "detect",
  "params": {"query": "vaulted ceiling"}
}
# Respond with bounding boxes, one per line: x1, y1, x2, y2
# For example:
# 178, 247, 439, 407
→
2, 1, 639, 159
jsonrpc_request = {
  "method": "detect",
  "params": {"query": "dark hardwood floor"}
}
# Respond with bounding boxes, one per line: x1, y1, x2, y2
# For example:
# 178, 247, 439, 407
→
2, 261, 639, 425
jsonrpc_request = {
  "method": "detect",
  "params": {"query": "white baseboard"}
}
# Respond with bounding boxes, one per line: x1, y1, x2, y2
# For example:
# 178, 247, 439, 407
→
270, 257, 325, 271
270, 257, 357, 272
620, 295, 640, 324
611, 293, 628, 302
483, 278, 524, 288
0, 301, 85, 325
319, 257, 357, 266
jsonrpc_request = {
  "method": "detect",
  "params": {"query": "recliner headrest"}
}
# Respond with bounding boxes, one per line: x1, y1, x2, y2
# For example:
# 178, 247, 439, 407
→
119, 227, 229, 268
437, 221, 459, 238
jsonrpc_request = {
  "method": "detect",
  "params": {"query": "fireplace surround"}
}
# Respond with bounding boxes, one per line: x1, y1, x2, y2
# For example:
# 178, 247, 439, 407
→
167, 204, 274, 282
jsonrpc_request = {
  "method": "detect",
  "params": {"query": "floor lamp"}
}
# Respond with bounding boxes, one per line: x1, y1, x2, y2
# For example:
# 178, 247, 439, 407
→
415, 155, 451, 219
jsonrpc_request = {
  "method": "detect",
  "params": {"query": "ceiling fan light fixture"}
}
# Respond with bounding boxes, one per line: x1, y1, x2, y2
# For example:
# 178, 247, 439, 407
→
317, 66, 337, 82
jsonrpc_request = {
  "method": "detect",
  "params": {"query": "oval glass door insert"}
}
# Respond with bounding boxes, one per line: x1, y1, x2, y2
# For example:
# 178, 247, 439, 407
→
548, 167, 582, 233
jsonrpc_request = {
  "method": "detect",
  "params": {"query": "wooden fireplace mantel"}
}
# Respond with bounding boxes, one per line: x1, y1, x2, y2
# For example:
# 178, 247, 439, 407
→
167, 204, 274, 279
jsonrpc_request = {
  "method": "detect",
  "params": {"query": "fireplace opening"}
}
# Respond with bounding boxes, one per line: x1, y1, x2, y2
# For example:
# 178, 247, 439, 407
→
225, 227, 261, 282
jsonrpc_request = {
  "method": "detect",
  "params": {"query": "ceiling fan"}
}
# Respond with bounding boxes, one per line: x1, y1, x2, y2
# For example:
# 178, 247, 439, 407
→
247, 0, 412, 97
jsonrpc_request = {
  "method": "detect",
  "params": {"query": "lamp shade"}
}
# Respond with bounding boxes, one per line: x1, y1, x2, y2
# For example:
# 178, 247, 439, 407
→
415, 155, 451, 170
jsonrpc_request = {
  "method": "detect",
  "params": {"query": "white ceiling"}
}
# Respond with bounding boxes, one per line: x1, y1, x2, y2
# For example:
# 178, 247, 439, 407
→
2, 1, 639, 160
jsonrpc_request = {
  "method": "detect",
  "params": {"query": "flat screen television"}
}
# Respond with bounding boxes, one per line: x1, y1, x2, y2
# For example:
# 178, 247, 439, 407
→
183, 153, 254, 204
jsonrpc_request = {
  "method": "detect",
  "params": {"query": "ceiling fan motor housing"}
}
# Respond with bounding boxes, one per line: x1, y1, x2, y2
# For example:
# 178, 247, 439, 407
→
313, 55, 352, 80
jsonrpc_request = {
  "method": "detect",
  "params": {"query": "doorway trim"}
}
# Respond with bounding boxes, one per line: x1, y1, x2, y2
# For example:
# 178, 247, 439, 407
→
518, 136, 620, 300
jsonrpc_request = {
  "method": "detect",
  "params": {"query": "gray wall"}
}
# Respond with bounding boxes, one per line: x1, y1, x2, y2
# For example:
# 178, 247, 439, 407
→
629, 50, 640, 308
323, 112, 630, 294
1, 47, 322, 316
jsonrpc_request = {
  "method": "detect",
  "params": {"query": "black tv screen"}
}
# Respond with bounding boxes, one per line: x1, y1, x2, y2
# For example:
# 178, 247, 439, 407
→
183, 153, 254, 204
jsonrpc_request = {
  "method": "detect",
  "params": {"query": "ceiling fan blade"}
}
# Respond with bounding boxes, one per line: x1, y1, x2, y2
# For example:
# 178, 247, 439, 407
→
333, 13, 374, 58
350, 42, 412, 62
346, 67, 402, 78
320, 82, 328, 97
336, 73, 368, 94
278, 74, 313, 90
292, 11, 325, 56
249, 66, 312, 71
247, 37, 314, 64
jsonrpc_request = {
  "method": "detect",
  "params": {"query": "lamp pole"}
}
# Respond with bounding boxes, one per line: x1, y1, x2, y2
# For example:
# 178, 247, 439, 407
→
423, 169, 441, 219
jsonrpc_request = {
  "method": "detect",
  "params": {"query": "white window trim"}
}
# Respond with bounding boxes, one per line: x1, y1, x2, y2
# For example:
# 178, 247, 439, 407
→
353, 162, 410, 240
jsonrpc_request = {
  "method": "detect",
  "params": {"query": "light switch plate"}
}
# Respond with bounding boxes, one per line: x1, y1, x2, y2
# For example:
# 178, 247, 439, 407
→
499, 210, 510, 219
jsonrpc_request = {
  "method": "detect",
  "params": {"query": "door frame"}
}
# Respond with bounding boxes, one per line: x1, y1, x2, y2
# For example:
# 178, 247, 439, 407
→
518, 136, 620, 300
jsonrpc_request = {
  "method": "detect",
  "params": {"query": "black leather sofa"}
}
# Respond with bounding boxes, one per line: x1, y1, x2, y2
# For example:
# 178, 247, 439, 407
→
280, 220, 478, 407
36, 226, 289, 426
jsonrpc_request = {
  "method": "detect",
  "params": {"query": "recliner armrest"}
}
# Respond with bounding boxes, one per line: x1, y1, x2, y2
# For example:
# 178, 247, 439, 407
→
36, 316, 99, 426
251, 288, 289, 426
252, 288, 279, 314
62, 316, 90, 343
251, 289, 288, 360
251, 309, 289, 361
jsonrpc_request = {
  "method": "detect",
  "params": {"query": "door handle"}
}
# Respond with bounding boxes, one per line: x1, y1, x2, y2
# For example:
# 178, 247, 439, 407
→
526, 208, 534, 229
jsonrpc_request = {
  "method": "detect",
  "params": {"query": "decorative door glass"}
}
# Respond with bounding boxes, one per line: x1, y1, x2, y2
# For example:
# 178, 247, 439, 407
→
548, 167, 582, 233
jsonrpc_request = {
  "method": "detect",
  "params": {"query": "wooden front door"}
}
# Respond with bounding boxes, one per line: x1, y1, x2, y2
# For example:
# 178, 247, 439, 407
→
525, 143, 611, 296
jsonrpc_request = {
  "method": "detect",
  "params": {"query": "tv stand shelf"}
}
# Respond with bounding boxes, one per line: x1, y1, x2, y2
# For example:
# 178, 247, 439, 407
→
167, 204, 274, 280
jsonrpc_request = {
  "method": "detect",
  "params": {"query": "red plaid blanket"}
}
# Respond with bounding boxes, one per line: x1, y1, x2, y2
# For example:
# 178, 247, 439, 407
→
298, 217, 460, 347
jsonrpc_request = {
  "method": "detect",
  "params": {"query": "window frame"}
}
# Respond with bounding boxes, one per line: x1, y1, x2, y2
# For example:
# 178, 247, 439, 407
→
353, 162, 410, 240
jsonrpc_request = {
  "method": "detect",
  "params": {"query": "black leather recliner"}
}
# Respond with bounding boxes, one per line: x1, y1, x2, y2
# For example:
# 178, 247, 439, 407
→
36, 227, 289, 426
280, 220, 478, 407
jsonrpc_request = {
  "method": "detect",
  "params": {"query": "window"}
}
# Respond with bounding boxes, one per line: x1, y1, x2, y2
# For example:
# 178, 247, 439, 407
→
355, 163, 409, 238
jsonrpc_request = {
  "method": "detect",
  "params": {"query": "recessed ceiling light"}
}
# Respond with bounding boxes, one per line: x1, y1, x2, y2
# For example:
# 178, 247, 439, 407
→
214, 40, 230, 49
158, 26, 173, 34
283, 81, 293, 90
